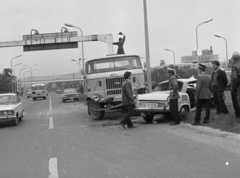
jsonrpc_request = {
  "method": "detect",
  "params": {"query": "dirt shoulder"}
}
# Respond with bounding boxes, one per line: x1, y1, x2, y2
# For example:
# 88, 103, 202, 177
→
183, 90, 240, 134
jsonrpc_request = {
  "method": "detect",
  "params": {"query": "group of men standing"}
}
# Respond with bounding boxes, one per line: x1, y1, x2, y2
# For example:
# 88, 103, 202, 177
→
119, 52, 240, 129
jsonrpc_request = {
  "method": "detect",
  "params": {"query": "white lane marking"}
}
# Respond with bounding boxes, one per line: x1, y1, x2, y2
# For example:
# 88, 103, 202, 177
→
49, 117, 54, 129
48, 157, 59, 178
49, 94, 52, 111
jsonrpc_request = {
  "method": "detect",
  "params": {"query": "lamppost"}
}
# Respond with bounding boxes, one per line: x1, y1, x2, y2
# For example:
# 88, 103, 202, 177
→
143, 0, 152, 93
23, 71, 30, 95
23, 64, 38, 88
11, 55, 22, 93
71, 59, 81, 78
214, 35, 228, 70
64, 23, 84, 77
30, 29, 39, 45
165, 49, 176, 71
13, 63, 22, 93
19, 68, 26, 96
196, 19, 213, 65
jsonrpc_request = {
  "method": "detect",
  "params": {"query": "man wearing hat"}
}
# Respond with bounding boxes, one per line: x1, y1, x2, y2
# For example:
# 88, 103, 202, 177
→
231, 52, 240, 119
167, 68, 181, 125
192, 64, 212, 125
212, 60, 229, 114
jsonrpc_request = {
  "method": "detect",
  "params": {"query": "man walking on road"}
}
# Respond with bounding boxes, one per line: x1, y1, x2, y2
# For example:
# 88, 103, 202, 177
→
212, 60, 229, 115
231, 52, 240, 119
167, 68, 181, 125
192, 64, 212, 125
120, 71, 136, 129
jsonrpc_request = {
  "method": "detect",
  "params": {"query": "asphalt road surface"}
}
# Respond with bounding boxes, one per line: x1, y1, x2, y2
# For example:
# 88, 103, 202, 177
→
0, 92, 240, 178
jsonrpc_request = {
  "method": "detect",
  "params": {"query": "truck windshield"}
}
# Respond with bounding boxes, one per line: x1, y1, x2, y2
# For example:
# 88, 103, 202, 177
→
87, 56, 141, 74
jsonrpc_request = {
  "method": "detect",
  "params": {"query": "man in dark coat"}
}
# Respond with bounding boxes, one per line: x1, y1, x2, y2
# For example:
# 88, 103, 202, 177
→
212, 60, 229, 114
167, 68, 181, 125
231, 52, 240, 119
192, 64, 212, 125
113, 32, 126, 54
120, 71, 136, 129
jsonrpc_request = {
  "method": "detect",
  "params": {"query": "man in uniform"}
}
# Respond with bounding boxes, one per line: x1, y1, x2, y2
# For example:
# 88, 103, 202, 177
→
192, 64, 212, 125
231, 52, 240, 119
120, 71, 136, 129
167, 68, 181, 125
212, 60, 229, 114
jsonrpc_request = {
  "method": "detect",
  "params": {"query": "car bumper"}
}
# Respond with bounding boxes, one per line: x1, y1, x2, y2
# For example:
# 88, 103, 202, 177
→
63, 97, 78, 100
136, 107, 170, 113
0, 116, 17, 122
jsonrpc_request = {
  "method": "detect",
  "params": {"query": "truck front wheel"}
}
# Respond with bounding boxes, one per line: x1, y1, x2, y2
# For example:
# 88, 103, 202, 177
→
88, 100, 105, 120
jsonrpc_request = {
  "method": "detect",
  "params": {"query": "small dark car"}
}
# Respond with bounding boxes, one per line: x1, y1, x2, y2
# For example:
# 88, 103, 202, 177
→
62, 88, 79, 102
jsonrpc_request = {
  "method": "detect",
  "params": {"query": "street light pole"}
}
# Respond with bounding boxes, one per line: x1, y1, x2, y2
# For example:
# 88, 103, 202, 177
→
214, 35, 228, 70
165, 49, 176, 72
65, 23, 84, 78
14, 63, 22, 93
143, 0, 152, 93
11, 55, 22, 93
23, 64, 38, 88
19, 68, 26, 96
23, 71, 30, 95
196, 19, 213, 65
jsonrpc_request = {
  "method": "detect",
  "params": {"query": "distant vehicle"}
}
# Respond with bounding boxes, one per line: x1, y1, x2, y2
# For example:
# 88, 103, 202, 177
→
0, 93, 24, 126
62, 88, 79, 102
55, 90, 63, 94
26, 89, 32, 98
31, 83, 48, 100
136, 78, 197, 123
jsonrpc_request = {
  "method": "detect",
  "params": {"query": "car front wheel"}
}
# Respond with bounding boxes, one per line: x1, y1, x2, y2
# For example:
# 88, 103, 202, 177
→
13, 117, 19, 126
179, 106, 188, 119
143, 114, 154, 123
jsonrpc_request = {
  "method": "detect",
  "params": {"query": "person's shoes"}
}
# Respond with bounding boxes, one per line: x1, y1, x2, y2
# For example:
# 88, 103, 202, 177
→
128, 125, 137, 129
119, 123, 127, 129
191, 122, 200, 126
203, 120, 209, 124
170, 122, 180, 125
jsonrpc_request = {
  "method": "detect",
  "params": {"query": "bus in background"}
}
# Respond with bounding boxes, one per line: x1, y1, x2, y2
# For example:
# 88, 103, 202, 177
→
31, 84, 48, 100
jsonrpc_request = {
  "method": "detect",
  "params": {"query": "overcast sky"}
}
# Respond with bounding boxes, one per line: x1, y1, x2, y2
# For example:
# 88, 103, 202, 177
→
1, 0, 240, 77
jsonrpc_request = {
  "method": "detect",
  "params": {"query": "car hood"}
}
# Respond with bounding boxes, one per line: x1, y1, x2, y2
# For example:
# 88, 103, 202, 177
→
0, 105, 16, 110
138, 91, 171, 101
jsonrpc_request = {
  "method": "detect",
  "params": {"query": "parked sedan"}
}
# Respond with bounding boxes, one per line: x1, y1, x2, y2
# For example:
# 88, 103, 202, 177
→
62, 88, 79, 102
0, 93, 24, 126
136, 77, 197, 123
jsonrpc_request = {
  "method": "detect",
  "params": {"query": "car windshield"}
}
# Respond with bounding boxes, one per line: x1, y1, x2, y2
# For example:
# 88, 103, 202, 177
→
153, 81, 183, 92
87, 56, 141, 74
64, 89, 76, 93
0, 95, 17, 105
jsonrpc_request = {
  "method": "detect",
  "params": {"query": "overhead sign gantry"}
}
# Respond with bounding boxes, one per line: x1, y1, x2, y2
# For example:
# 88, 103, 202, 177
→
0, 32, 114, 54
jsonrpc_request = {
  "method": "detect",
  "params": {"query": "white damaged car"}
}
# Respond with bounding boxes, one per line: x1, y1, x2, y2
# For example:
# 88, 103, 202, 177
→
135, 78, 197, 123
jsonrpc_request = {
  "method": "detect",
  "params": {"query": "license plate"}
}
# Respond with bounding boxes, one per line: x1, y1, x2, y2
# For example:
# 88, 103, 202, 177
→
115, 95, 122, 99
146, 103, 158, 108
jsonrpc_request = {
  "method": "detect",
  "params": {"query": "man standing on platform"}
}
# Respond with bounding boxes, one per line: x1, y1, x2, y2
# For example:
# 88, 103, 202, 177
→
212, 60, 229, 115
192, 64, 212, 125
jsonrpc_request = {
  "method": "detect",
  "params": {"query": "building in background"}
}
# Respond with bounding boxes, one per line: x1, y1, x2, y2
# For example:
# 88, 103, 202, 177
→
180, 46, 218, 68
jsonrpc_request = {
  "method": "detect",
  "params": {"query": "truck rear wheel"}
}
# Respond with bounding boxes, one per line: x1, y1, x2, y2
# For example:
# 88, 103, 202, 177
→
88, 100, 104, 120
143, 114, 154, 123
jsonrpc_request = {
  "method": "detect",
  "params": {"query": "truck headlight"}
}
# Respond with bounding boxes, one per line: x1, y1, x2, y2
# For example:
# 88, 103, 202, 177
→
92, 95, 100, 102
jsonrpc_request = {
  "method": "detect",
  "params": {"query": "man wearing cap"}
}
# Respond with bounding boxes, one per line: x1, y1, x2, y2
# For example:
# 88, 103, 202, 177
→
231, 52, 240, 119
120, 71, 137, 129
167, 68, 181, 125
192, 64, 212, 125
212, 60, 229, 114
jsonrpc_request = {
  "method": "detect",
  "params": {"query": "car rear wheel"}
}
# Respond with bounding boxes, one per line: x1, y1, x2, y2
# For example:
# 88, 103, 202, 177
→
62, 99, 65, 103
179, 106, 188, 119
88, 100, 104, 120
143, 114, 154, 123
